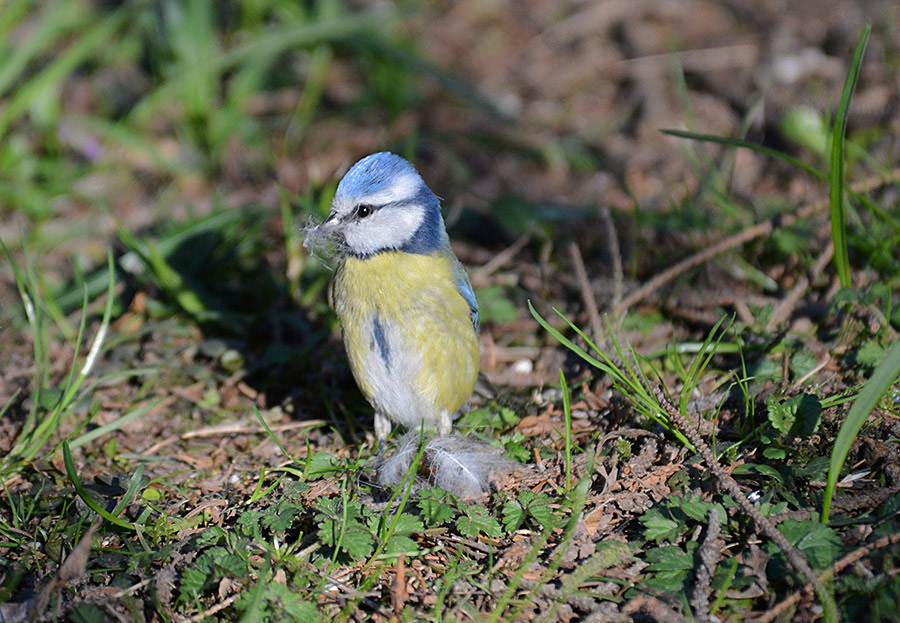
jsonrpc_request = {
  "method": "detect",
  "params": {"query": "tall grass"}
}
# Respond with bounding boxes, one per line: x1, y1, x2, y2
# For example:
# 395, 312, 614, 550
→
828, 20, 870, 289
1, 248, 115, 479
656, 22, 895, 530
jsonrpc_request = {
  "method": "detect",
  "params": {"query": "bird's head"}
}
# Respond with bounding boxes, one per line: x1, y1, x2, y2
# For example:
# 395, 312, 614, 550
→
305, 152, 447, 259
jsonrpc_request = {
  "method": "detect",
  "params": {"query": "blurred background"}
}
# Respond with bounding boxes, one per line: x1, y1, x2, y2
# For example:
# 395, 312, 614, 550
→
3, 0, 900, 432
2, 0, 899, 427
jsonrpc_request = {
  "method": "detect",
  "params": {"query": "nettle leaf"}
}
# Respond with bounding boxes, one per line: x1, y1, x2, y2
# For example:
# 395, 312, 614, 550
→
212, 551, 248, 578
640, 510, 680, 543
178, 567, 210, 601
389, 512, 424, 536
644, 545, 695, 571
315, 497, 341, 517
456, 506, 502, 538
793, 456, 829, 480
317, 518, 340, 548
265, 583, 318, 622
856, 340, 885, 371
641, 569, 690, 596
238, 510, 264, 538
318, 518, 375, 560
306, 452, 340, 478
457, 405, 520, 431
674, 495, 723, 524
262, 502, 301, 534
778, 520, 841, 569
732, 462, 784, 484
69, 604, 104, 623
341, 529, 376, 560
766, 394, 822, 438
503, 491, 555, 531
501, 499, 526, 532
767, 394, 796, 435
316, 498, 376, 559
502, 434, 532, 463
384, 534, 420, 557
527, 501, 555, 526
197, 526, 227, 546
418, 491, 455, 528
282, 480, 310, 503
791, 394, 822, 437
759, 500, 789, 517
789, 351, 818, 380
316, 498, 363, 522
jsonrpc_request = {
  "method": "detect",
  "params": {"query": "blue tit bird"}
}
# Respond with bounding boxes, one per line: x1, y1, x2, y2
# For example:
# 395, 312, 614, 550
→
307, 152, 480, 442
305, 152, 514, 498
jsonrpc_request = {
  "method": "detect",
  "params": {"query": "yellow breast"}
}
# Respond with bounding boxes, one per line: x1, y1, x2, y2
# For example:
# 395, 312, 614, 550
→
332, 251, 479, 427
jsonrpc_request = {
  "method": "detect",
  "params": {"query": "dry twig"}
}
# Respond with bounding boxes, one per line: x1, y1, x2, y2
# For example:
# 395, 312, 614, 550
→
759, 531, 900, 623
179, 594, 240, 623
600, 206, 624, 312
613, 169, 900, 318
644, 382, 837, 619
569, 241, 603, 344
690, 508, 723, 623
473, 234, 531, 283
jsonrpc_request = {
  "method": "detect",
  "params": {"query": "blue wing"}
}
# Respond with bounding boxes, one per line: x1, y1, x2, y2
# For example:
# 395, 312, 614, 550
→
454, 266, 480, 335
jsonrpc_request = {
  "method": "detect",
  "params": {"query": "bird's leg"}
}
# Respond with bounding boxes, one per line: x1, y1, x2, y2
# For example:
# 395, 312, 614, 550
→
437, 410, 452, 436
374, 412, 391, 461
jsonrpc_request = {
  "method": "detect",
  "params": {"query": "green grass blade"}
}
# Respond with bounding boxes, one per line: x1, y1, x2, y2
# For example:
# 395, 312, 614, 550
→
2, 248, 116, 469
116, 226, 209, 317
680, 315, 733, 417
0, 0, 83, 99
69, 115, 181, 174
131, 11, 390, 124
529, 300, 693, 447
62, 441, 135, 530
69, 398, 164, 450
559, 370, 573, 492
829, 20, 871, 289
56, 209, 255, 312
661, 129, 827, 181
364, 39, 508, 120
0, 7, 127, 138
112, 463, 146, 517
822, 336, 900, 522
246, 468, 288, 505
0, 0, 31, 49
56, 250, 116, 410
253, 405, 299, 463
1, 239, 43, 442
526, 301, 609, 372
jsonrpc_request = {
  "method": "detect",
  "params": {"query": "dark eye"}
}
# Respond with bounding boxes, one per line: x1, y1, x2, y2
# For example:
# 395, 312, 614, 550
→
356, 204, 374, 218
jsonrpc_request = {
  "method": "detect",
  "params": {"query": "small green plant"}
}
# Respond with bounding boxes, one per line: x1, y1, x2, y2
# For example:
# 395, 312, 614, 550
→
501, 490, 555, 532
1, 247, 116, 480
762, 392, 822, 458
823, 336, 900, 521
530, 302, 735, 449
828, 21, 870, 289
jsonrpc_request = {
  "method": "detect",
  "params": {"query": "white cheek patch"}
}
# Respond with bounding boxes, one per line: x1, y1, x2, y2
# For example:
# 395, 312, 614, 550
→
344, 204, 424, 255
